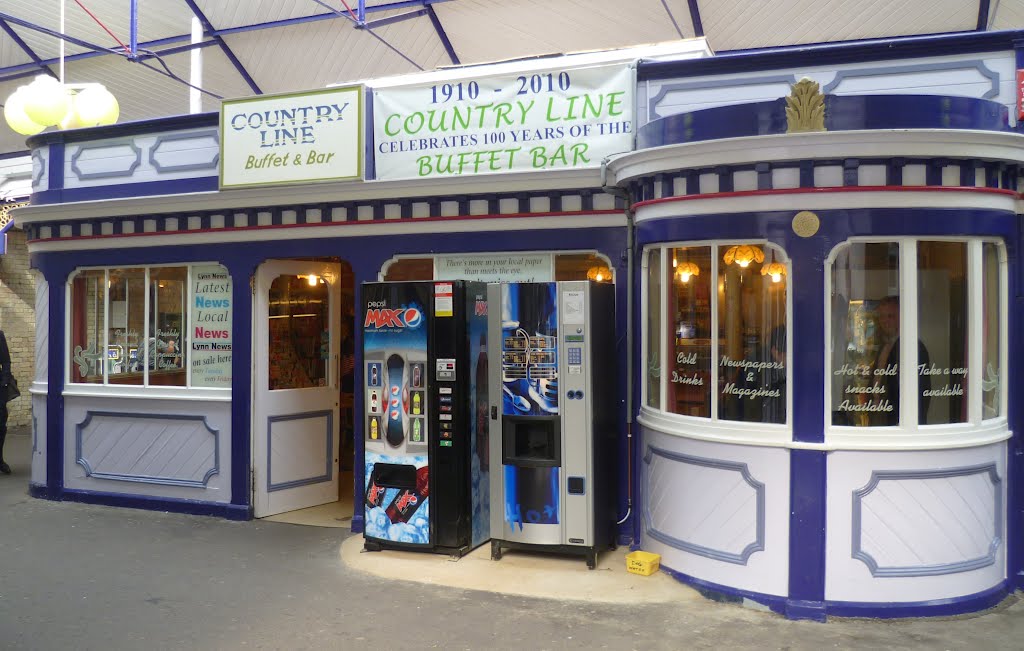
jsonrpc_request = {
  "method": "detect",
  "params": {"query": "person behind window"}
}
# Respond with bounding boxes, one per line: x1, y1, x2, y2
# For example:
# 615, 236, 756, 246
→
872, 296, 930, 425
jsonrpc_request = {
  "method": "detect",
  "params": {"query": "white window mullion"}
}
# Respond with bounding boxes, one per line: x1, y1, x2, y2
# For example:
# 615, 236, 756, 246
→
901, 240, 918, 429
967, 241, 983, 424
999, 244, 1009, 419
663, 246, 671, 409
102, 269, 110, 385
710, 246, 719, 421
186, 265, 194, 389
143, 267, 150, 387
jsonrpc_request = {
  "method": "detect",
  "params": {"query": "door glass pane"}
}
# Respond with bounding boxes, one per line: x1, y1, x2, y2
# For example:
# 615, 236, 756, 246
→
830, 242, 900, 426
917, 242, 967, 424
981, 243, 1002, 419
669, 246, 711, 418
268, 274, 330, 390
108, 268, 145, 386
70, 270, 106, 384
716, 245, 787, 423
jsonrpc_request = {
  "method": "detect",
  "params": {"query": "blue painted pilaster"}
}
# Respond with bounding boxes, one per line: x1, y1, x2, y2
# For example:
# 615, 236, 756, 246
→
225, 259, 257, 517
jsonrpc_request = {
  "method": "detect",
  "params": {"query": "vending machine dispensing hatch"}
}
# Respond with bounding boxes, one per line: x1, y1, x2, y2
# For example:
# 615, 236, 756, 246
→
362, 281, 490, 557
488, 281, 616, 569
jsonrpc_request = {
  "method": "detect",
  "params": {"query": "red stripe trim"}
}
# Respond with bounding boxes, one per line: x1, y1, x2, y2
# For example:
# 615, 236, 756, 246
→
633, 185, 1022, 209
28, 209, 623, 243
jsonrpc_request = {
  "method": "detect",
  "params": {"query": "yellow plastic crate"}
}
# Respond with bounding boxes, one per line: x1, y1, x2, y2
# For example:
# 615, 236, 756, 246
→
626, 550, 661, 576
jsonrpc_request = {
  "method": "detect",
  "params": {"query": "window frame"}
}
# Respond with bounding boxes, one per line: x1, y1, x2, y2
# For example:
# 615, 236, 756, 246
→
65, 262, 232, 395
824, 237, 1008, 449
640, 240, 792, 444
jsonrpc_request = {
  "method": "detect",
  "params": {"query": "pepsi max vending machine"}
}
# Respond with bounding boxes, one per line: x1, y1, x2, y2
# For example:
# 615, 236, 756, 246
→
488, 281, 616, 568
362, 281, 490, 556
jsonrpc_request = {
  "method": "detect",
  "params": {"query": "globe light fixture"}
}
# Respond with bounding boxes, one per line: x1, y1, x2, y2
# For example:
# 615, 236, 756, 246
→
586, 266, 611, 282
4, 75, 119, 136
760, 261, 787, 283
677, 261, 700, 282
3, 86, 46, 135
723, 244, 765, 268
21, 75, 70, 126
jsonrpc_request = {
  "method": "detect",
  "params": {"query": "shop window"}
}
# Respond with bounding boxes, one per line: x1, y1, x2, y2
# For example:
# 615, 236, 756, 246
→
829, 239, 1004, 429
644, 248, 661, 409
981, 243, 1002, 420
645, 242, 789, 425
69, 264, 232, 388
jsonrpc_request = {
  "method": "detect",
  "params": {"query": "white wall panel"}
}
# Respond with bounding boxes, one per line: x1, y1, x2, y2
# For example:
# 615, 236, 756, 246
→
640, 426, 789, 597
826, 443, 1007, 603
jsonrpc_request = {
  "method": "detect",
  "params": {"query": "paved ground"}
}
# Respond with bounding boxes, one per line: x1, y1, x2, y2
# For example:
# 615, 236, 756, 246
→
1, 428, 1023, 650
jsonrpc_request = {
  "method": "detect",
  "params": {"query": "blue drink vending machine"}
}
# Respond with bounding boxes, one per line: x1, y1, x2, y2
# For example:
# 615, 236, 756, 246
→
362, 281, 490, 556
488, 281, 616, 568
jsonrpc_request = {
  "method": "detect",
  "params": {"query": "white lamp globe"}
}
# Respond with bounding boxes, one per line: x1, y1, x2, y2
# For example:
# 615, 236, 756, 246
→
74, 84, 119, 127
22, 75, 69, 127
58, 89, 84, 130
3, 87, 46, 136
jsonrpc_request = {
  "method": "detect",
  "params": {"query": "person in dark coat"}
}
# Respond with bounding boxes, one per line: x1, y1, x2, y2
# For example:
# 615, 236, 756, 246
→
872, 296, 930, 425
0, 330, 11, 474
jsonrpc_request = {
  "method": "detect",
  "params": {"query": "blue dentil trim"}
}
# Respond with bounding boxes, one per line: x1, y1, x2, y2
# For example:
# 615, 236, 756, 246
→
636, 29, 1024, 81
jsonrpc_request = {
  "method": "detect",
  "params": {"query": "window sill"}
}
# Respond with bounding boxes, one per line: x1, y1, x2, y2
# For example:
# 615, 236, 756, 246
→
62, 384, 232, 402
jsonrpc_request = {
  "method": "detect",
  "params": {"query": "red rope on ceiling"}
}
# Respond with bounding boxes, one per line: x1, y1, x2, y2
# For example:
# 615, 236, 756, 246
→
72, 0, 132, 55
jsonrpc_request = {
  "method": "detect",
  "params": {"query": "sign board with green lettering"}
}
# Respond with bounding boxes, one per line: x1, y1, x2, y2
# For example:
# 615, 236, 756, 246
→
372, 64, 633, 180
219, 85, 363, 189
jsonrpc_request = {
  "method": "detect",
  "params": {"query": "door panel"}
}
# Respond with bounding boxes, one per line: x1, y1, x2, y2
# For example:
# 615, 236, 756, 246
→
253, 260, 341, 517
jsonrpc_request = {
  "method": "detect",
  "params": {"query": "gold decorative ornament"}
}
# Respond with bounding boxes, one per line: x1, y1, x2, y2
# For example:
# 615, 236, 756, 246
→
760, 262, 787, 283
722, 244, 765, 268
785, 78, 826, 134
0, 201, 27, 230
792, 211, 820, 238
676, 261, 700, 282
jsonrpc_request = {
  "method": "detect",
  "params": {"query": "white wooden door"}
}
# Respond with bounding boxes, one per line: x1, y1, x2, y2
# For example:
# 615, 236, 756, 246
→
253, 260, 341, 517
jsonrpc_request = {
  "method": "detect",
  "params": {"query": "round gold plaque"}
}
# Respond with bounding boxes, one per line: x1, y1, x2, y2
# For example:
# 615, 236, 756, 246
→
792, 211, 820, 238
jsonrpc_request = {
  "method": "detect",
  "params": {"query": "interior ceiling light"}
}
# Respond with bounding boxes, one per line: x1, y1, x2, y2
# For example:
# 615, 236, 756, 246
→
677, 261, 700, 282
586, 266, 611, 282
722, 244, 765, 268
760, 262, 787, 282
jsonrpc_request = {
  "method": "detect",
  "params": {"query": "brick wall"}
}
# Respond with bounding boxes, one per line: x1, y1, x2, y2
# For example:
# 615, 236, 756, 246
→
0, 228, 35, 427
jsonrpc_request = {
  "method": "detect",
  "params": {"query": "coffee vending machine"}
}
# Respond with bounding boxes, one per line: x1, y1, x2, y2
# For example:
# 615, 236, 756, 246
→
362, 281, 490, 556
488, 281, 616, 568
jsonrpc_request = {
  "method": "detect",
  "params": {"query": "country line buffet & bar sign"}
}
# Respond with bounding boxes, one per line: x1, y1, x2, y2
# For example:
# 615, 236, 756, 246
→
372, 64, 633, 180
219, 85, 363, 189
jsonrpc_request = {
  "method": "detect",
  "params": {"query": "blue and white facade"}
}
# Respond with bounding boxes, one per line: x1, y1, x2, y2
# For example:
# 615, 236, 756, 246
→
14, 30, 1024, 620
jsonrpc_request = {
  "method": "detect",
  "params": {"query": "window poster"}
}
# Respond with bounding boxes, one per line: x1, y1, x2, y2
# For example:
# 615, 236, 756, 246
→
191, 264, 232, 387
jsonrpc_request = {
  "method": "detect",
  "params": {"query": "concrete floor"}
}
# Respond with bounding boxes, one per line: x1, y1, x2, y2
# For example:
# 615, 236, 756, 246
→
2, 428, 1023, 650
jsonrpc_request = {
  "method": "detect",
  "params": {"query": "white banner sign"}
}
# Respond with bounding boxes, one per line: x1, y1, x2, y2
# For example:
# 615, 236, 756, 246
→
435, 253, 553, 282
220, 86, 363, 189
373, 64, 633, 180
190, 264, 232, 387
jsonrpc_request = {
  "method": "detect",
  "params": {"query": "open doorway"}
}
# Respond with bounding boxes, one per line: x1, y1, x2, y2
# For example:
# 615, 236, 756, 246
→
252, 257, 356, 527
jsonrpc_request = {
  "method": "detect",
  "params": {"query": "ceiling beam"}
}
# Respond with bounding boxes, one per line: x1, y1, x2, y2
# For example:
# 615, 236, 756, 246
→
426, 4, 459, 65
0, 18, 58, 81
687, 0, 704, 37
180, 0, 262, 95
0, 11, 119, 56
976, 0, 991, 30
